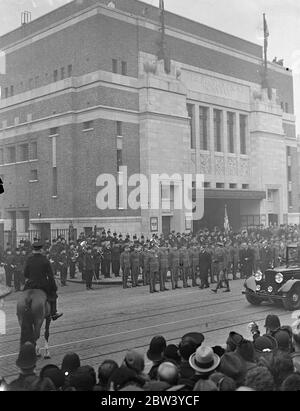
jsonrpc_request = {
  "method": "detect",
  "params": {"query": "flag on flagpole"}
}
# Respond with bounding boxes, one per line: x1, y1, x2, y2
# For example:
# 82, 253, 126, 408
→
224, 204, 230, 233
263, 13, 269, 52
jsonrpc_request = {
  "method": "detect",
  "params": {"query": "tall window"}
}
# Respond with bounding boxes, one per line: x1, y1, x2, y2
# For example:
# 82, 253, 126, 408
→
5, 87, 8, 98
67, 64, 73, 77
214, 109, 222, 152
30, 169, 38, 181
30, 142, 38, 160
117, 121, 123, 136
7, 146, 16, 163
240, 115, 247, 155
10, 85, 14, 96
285, 103, 289, 113
20, 143, 29, 161
199, 107, 208, 150
288, 191, 293, 207
53, 70, 58, 82
61, 67, 65, 80
121, 61, 127, 76
50, 127, 58, 136
187, 104, 195, 149
227, 112, 235, 153
52, 167, 58, 196
112, 59, 118, 74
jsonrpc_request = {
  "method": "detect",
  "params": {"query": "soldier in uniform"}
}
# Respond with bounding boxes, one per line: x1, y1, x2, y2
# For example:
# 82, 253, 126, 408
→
13, 248, 24, 292
251, 241, 261, 273
141, 244, 150, 286
148, 245, 159, 293
130, 245, 140, 288
179, 245, 191, 288
69, 243, 78, 279
83, 246, 95, 290
92, 245, 102, 280
199, 244, 211, 289
231, 242, 240, 280
102, 243, 111, 278
189, 243, 200, 287
239, 242, 254, 279
260, 240, 274, 273
211, 242, 230, 293
111, 243, 121, 277
158, 243, 169, 292
120, 245, 131, 289
58, 249, 68, 286
49, 239, 59, 277
3, 249, 15, 288
23, 241, 63, 320
169, 245, 181, 290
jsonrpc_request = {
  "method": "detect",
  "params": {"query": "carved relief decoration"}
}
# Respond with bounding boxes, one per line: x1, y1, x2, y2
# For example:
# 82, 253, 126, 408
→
215, 156, 225, 176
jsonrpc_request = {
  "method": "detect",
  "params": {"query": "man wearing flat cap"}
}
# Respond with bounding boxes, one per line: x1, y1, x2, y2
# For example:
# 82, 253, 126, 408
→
23, 241, 63, 321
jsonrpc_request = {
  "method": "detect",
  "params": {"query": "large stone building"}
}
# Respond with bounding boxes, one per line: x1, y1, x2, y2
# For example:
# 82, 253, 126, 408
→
0, 0, 298, 244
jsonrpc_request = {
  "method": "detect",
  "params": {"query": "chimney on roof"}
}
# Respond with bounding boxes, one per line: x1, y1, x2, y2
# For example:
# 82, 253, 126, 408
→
21, 11, 32, 26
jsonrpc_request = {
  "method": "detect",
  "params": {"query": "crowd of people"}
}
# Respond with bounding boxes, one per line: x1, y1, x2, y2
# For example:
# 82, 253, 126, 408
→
2, 313, 300, 391
1, 223, 300, 293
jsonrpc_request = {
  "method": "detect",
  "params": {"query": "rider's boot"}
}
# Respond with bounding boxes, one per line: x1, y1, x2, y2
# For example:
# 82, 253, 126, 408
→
50, 300, 63, 321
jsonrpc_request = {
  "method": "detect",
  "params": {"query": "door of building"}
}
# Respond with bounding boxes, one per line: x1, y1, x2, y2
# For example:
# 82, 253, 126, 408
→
162, 216, 171, 237
268, 214, 279, 226
40, 223, 51, 243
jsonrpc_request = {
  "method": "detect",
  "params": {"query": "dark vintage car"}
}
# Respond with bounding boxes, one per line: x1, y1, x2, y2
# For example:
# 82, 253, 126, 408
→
243, 244, 300, 311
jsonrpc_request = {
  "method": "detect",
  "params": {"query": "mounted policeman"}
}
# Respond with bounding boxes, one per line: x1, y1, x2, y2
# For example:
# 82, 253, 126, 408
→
23, 240, 63, 321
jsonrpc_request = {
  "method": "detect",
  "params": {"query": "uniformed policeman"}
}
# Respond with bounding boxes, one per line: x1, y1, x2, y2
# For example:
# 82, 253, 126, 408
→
23, 241, 63, 320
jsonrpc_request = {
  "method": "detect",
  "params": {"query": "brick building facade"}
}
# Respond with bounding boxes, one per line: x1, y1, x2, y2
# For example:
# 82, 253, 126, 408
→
0, 0, 298, 244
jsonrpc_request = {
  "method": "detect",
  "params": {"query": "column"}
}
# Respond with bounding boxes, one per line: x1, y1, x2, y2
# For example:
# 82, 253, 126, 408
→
194, 105, 200, 175
209, 106, 215, 182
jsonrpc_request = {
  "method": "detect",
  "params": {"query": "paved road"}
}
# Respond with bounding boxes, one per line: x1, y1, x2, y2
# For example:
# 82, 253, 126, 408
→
0, 279, 295, 382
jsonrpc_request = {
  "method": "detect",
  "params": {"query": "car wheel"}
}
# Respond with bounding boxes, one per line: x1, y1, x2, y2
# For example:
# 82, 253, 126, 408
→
283, 285, 300, 311
246, 292, 262, 306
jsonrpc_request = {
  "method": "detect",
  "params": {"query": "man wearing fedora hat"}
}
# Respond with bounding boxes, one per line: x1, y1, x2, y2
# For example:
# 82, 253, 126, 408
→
189, 346, 221, 384
23, 241, 63, 321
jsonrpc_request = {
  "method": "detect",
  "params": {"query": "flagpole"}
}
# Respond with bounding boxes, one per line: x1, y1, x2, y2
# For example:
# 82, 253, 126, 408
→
263, 13, 268, 74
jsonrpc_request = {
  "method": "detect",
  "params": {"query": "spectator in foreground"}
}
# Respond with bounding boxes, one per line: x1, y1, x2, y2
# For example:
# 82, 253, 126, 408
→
189, 346, 220, 385
281, 373, 300, 391
147, 336, 167, 380
94, 360, 119, 391
9, 342, 55, 391
292, 319, 300, 373
244, 366, 275, 391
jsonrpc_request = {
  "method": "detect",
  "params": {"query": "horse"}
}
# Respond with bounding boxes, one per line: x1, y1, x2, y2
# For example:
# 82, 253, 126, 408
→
16, 289, 51, 359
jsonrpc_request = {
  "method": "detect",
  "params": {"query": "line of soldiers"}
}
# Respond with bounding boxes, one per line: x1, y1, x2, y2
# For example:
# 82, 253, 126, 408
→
0, 228, 291, 293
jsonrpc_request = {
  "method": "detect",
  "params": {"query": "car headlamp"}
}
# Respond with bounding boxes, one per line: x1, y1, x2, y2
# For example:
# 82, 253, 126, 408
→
275, 273, 284, 284
255, 271, 263, 282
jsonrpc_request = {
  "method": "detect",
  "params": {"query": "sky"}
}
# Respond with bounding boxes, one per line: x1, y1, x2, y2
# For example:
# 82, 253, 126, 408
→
0, 0, 299, 132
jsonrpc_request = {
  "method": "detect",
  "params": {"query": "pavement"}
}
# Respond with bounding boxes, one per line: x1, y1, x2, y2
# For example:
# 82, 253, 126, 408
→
0, 277, 296, 383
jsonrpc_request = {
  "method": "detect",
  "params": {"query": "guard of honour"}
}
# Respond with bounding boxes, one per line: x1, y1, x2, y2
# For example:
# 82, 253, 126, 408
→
0, 227, 289, 295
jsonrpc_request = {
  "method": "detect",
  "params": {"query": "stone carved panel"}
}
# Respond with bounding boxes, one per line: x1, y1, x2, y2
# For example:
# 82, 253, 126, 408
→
240, 158, 250, 177
215, 156, 225, 176
181, 71, 249, 104
199, 154, 211, 174
227, 157, 237, 176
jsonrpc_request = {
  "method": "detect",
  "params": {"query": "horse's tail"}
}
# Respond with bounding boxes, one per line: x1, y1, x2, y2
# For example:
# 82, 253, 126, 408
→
20, 291, 35, 345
